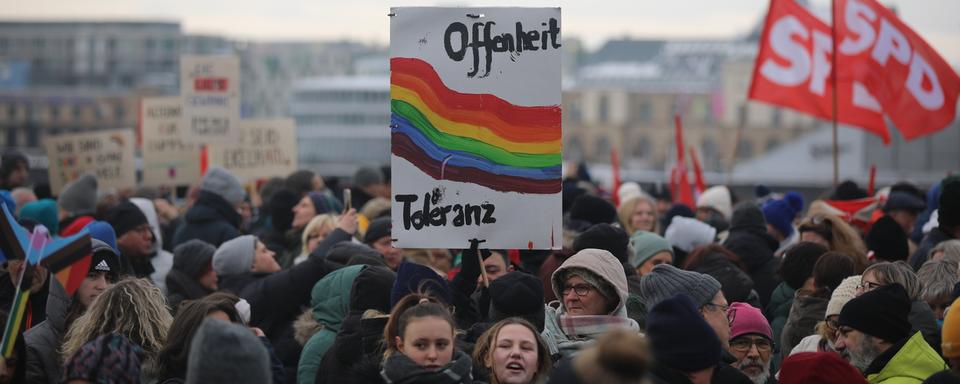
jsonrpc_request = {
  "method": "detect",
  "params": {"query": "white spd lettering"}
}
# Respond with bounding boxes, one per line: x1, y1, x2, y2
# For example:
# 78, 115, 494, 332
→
760, 15, 833, 96
840, 0, 944, 110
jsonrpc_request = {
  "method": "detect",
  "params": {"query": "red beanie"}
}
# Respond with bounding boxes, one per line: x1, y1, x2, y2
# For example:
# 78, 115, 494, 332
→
779, 352, 867, 384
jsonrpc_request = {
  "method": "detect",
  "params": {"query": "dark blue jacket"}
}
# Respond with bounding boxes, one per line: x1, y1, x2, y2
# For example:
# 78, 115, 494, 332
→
172, 191, 242, 248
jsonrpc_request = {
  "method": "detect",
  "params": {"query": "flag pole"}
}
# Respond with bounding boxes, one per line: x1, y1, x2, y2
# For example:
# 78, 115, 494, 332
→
831, 0, 840, 187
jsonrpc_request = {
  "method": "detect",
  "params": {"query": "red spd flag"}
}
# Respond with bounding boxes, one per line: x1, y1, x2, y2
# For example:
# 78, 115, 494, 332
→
749, 0, 888, 141
835, 0, 960, 140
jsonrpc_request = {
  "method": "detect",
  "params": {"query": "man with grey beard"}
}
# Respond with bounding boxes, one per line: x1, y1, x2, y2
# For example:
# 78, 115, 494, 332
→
834, 283, 946, 382
727, 303, 775, 384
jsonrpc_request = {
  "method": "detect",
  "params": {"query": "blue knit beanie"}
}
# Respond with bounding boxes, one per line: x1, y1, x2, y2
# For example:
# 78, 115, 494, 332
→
762, 192, 803, 237
390, 261, 452, 308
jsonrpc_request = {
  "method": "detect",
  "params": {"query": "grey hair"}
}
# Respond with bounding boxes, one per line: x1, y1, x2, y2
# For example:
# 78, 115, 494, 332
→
863, 261, 922, 301
932, 240, 960, 265
917, 259, 959, 304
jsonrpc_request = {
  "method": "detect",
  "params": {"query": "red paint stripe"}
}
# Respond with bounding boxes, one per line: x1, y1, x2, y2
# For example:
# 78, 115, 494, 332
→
391, 58, 560, 136
393, 132, 559, 194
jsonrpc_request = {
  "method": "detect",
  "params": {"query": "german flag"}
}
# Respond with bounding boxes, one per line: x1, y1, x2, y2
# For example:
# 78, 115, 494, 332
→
40, 232, 92, 297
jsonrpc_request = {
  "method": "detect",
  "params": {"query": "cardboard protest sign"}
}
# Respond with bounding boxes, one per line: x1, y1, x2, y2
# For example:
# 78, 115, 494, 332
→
43, 128, 136, 194
207, 119, 298, 181
390, 7, 562, 249
180, 55, 241, 144
140, 96, 201, 186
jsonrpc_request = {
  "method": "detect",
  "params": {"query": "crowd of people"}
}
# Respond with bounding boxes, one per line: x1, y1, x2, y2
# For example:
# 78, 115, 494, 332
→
2, 149, 960, 384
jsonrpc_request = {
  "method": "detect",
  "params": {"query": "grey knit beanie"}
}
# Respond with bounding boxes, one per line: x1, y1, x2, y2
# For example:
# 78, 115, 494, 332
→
213, 235, 256, 276
186, 318, 270, 384
202, 167, 245, 206
640, 264, 721, 309
58, 173, 98, 215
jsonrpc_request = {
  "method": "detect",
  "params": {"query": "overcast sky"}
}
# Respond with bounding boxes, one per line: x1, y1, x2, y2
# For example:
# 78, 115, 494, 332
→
3, 0, 958, 64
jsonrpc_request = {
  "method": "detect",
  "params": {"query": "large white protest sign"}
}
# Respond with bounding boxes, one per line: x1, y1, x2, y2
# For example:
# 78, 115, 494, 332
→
141, 96, 201, 186
180, 55, 240, 144
44, 128, 136, 194
390, 7, 562, 249
207, 119, 298, 181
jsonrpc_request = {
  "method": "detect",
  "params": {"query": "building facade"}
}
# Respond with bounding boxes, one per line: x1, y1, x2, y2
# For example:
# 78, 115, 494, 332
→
289, 76, 390, 177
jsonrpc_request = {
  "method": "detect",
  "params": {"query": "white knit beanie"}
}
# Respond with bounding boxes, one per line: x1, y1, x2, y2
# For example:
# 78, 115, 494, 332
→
664, 216, 717, 253
617, 182, 643, 208
826, 275, 861, 318
697, 186, 732, 220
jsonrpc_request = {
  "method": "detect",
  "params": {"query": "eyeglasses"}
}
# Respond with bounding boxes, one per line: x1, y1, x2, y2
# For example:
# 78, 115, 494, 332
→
825, 318, 840, 331
730, 337, 773, 352
857, 281, 882, 292
702, 302, 732, 323
561, 284, 593, 297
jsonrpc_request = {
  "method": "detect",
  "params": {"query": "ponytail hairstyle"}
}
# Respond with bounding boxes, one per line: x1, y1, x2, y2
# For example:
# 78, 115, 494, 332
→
382, 293, 455, 358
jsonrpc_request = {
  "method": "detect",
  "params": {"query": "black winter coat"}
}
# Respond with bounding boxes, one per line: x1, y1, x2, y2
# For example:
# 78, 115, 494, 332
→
723, 204, 782, 307
217, 245, 341, 382
172, 191, 242, 248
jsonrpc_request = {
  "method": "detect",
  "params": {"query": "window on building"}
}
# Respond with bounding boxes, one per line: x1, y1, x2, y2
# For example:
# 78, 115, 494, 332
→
772, 109, 782, 129
566, 136, 584, 161
766, 137, 781, 152
631, 136, 651, 160
737, 103, 748, 128
598, 94, 610, 124
638, 100, 652, 124
594, 136, 611, 162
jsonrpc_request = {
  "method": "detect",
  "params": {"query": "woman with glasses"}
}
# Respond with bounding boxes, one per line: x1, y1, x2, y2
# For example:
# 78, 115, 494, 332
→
541, 248, 640, 360
788, 275, 860, 356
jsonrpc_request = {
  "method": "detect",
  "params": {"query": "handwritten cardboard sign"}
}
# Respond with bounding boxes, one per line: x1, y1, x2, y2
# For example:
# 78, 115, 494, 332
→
141, 96, 201, 186
390, 7, 563, 249
207, 119, 298, 181
180, 55, 241, 144
44, 128, 136, 194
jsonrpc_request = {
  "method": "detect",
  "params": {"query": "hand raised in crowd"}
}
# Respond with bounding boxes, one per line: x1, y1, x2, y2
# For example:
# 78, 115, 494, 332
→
338, 208, 359, 235
153, 198, 180, 223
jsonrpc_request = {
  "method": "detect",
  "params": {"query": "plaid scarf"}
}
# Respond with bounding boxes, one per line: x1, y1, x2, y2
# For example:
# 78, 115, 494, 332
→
558, 314, 637, 340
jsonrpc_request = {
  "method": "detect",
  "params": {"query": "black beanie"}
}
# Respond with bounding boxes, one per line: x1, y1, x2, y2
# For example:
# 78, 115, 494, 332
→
103, 202, 149, 238
838, 283, 912, 342
269, 189, 300, 233
173, 240, 216, 278
939, 176, 960, 228
568, 195, 617, 226
363, 217, 392, 244
646, 293, 721, 372
865, 216, 909, 262
831, 180, 868, 201
572, 224, 630, 264
488, 272, 545, 332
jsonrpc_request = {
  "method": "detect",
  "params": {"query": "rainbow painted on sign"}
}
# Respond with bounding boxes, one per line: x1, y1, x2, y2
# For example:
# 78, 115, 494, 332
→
390, 57, 561, 195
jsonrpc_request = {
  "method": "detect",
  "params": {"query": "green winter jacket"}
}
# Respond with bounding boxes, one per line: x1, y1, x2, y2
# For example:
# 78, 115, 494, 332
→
866, 332, 947, 384
765, 282, 795, 354
296, 265, 364, 384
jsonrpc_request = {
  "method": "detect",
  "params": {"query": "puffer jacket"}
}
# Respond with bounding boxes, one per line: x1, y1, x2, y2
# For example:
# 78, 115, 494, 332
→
722, 203, 782, 307
172, 190, 242, 248
764, 281, 795, 357
23, 279, 70, 384
315, 265, 396, 384
780, 292, 828, 356
541, 249, 640, 359
865, 332, 946, 384
296, 265, 364, 384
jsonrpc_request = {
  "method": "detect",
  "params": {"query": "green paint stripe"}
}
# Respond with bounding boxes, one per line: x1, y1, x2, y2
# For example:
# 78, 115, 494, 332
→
1, 292, 29, 357
392, 100, 561, 168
